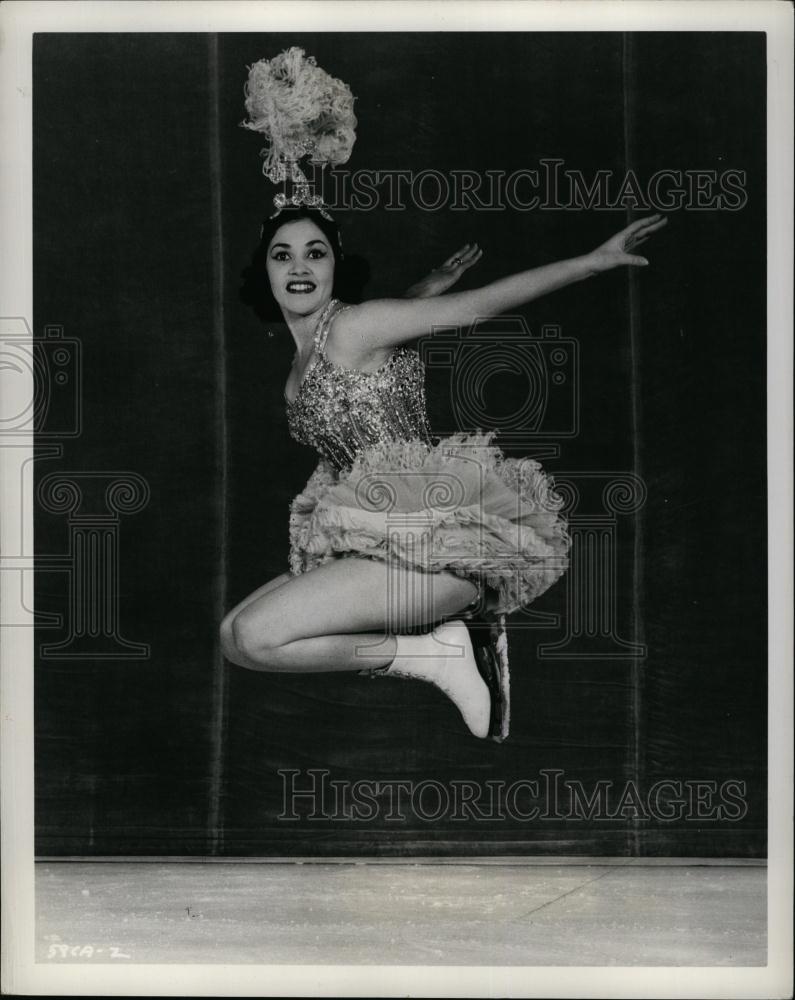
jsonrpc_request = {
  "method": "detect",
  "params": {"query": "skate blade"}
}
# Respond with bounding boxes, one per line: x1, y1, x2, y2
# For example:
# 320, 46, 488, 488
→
467, 620, 510, 743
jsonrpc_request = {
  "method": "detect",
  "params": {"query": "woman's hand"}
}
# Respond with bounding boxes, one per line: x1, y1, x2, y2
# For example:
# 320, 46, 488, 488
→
403, 243, 483, 298
583, 214, 668, 274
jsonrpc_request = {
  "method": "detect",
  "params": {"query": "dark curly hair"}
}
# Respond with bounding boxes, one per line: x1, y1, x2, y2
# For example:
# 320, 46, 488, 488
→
239, 206, 369, 323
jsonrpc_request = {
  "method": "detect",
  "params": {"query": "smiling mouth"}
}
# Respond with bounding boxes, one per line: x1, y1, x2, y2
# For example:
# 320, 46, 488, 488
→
286, 281, 317, 294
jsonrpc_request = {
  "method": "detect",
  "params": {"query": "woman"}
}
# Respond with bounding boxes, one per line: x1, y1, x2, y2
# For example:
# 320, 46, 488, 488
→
220, 205, 667, 740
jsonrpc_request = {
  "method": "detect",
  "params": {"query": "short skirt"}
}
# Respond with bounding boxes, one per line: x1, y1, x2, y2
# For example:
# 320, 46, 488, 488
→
287, 431, 571, 618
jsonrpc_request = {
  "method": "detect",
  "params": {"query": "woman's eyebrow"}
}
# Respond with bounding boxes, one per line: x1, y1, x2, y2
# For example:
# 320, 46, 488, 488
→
269, 239, 328, 250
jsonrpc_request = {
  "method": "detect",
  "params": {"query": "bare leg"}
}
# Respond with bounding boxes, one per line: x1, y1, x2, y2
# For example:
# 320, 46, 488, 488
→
220, 572, 291, 665
226, 557, 477, 673
224, 558, 492, 738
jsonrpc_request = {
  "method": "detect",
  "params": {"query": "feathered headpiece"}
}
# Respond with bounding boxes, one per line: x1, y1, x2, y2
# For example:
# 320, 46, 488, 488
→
241, 47, 357, 219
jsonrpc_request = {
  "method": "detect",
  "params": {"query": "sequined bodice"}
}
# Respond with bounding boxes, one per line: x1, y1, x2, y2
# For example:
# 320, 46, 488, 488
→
286, 299, 433, 470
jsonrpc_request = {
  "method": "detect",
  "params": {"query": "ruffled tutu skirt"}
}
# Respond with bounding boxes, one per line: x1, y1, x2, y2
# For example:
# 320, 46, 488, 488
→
288, 431, 570, 617
287, 432, 570, 743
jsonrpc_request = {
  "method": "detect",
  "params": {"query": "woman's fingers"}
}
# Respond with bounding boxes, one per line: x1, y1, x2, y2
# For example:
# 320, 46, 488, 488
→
441, 242, 482, 270
456, 243, 481, 266
441, 244, 470, 268
455, 253, 483, 276
631, 214, 668, 236
642, 217, 668, 235
622, 214, 667, 238
633, 213, 663, 228
613, 215, 667, 253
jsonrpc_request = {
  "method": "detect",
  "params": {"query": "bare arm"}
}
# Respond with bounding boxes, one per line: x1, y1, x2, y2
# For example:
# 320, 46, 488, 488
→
337, 215, 667, 356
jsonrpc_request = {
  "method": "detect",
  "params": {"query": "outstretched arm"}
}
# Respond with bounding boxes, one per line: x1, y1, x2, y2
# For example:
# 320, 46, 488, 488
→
338, 215, 667, 356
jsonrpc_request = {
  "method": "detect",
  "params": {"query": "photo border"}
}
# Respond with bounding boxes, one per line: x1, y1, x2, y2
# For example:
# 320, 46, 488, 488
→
1, 1, 792, 996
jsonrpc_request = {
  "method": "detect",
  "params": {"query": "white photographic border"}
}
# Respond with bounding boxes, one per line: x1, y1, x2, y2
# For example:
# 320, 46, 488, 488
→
1, 1, 792, 996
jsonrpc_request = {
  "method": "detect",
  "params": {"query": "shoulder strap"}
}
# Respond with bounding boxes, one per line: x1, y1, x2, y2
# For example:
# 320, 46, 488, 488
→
313, 299, 351, 355
312, 299, 339, 355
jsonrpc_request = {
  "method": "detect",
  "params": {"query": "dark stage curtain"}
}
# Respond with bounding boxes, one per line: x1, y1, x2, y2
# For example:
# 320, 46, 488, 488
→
33, 32, 766, 856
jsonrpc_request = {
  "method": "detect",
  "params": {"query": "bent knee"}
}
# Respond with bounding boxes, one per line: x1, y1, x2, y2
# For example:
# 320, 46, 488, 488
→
230, 610, 285, 665
219, 613, 241, 662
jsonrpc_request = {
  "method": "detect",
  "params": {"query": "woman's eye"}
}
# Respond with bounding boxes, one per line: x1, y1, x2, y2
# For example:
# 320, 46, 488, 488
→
308, 249, 326, 260
270, 251, 290, 262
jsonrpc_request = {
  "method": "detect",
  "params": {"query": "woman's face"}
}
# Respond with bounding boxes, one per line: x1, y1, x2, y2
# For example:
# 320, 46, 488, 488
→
265, 218, 335, 318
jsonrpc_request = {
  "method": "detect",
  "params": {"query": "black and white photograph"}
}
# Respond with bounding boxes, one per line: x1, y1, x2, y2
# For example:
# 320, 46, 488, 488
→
1, 1, 792, 996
